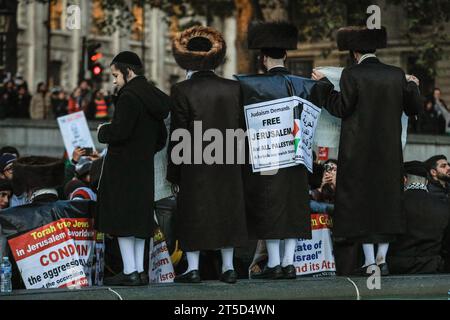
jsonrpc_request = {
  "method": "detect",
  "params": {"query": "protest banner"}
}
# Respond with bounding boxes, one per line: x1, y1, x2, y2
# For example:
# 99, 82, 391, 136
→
57, 111, 96, 160
249, 213, 336, 277
149, 228, 175, 284
8, 219, 89, 289
244, 96, 321, 173
293, 213, 336, 276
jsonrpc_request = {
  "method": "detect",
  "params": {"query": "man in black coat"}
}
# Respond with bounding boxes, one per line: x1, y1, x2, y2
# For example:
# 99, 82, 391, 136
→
96, 51, 170, 286
236, 22, 333, 280
167, 26, 247, 284
388, 161, 450, 274
312, 26, 423, 276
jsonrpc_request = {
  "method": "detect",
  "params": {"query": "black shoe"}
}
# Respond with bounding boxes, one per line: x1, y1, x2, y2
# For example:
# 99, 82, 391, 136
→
251, 265, 283, 280
378, 263, 389, 276
282, 265, 296, 279
220, 270, 238, 284
139, 271, 149, 285
174, 270, 201, 283
104, 271, 142, 286
353, 264, 377, 277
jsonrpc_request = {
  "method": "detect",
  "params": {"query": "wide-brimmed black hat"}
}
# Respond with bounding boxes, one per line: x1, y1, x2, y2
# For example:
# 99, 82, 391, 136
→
247, 21, 298, 50
336, 26, 387, 52
13, 156, 65, 192
403, 161, 428, 178
172, 26, 226, 71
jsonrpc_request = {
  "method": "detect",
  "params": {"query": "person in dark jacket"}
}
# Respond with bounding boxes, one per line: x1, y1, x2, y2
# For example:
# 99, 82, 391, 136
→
388, 161, 450, 274
96, 51, 170, 286
167, 26, 247, 284
236, 22, 333, 280
425, 155, 450, 198
11, 85, 31, 118
312, 26, 423, 276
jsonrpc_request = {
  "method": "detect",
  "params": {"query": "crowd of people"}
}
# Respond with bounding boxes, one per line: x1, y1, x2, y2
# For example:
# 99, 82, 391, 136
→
0, 21, 450, 291
0, 75, 112, 121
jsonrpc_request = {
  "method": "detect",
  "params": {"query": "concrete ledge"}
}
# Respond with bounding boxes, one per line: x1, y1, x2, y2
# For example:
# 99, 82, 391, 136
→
1, 274, 449, 300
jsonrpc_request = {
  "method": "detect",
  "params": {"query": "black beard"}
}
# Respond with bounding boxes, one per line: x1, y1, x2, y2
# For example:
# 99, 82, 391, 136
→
437, 173, 450, 183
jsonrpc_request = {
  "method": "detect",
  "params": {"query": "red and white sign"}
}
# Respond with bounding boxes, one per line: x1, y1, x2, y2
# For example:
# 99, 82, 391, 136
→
318, 146, 329, 161
8, 218, 95, 289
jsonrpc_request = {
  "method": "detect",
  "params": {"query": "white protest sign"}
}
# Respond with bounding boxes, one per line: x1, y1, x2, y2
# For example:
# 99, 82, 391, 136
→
294, 213, 336, 276
57, 111, 96, 160
244, 96, 321, 173
8, 220, 89, 289
149, 228, 175, 283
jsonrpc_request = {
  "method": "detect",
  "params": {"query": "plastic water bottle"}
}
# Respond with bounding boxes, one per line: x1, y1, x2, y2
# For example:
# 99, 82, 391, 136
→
0, 256, 12, 293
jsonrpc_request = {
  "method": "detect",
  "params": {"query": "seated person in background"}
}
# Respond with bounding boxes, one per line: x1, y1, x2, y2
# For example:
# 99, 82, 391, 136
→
388, 161, 450, 274
0, 179, 12, 210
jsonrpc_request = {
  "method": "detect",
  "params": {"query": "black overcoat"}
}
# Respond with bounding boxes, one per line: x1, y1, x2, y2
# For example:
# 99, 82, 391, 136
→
96, 76, 170, 238
167, 71, 248, 251
323, 58, 423, 242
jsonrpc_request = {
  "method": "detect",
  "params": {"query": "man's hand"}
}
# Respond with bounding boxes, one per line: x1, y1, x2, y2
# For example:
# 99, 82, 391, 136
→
312, 69, 326, 81
72, 147, 86, 163
406, 74, 420, 87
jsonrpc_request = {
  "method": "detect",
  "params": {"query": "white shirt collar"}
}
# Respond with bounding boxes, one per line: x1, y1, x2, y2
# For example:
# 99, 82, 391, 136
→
268, 65, 286, 71
186, 70, 215, 80
358, 53, 377, 64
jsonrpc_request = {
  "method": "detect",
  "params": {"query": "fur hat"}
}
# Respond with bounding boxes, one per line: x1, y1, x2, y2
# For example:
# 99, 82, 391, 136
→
247, 21, 298, 50
111, 51, 143, 67
13, 156, 65, 192
336, 26, 387, 52
172, 26, 226, 71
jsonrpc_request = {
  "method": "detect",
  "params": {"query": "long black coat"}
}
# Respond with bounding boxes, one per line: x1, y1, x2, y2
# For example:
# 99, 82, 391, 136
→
323, 57, 423, 242
96, 76, 170, 238
236, 67, 333, 240
388, 189, 450, 274
167, 71, 248, 251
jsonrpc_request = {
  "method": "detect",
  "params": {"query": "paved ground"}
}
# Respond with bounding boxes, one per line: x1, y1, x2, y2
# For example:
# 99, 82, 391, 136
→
1, 274, 449, 300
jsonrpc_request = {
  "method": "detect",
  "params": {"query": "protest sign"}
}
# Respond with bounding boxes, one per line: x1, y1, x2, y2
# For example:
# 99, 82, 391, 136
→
149, 228, 175, 284
8, 219, 89, 289
244, 96, 321, 173
293, 213, 335, 276
57, 111, 96, 160
249, 213, 336, 277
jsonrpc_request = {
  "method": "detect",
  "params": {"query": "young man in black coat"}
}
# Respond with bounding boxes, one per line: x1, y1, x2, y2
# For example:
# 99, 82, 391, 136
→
312, 26, 423, 275
96, 51, 170, 286
167, 26, 248, 284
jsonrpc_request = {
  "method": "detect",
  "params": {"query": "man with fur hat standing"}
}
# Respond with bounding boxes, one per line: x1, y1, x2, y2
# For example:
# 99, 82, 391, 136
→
312, 26, 423, 275
96, 51, 170, 286
236, 22, 333, 280
167, 26, 248, 283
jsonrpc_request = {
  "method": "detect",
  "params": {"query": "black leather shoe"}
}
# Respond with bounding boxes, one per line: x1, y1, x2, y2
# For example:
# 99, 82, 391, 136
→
251, 265, 283, 280
353, 264, 377, 277
220, 270, 238, 284
139, 271, 149, 285
174, 270, 201, 283
104, 271, 142, 286
282, 265, 296, 279
378, 263, 389, 276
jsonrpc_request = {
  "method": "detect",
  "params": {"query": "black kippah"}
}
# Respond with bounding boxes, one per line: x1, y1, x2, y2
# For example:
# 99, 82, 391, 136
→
111, 51, 142, 67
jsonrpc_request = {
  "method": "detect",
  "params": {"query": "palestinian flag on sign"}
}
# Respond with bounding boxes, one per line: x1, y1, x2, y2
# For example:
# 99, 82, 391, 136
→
293, 102, 302, 153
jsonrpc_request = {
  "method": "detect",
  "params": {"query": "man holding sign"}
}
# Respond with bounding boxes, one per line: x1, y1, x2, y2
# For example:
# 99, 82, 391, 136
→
312, 26, 422, 275
236, 22, 333, 280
